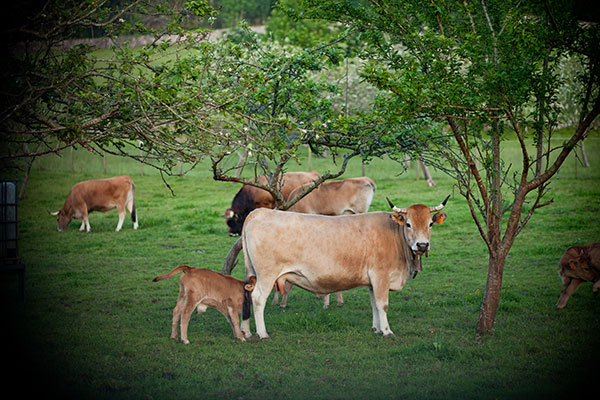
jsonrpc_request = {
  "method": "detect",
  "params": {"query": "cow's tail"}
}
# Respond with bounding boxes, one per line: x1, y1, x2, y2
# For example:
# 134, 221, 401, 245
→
129, 181, 137, 225
242, 276, 256, 321
152, 265, 193, 282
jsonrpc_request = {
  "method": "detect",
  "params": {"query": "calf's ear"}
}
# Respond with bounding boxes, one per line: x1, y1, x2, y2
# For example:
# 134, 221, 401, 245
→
432, 212, 447, 225
244, 276, 256, 291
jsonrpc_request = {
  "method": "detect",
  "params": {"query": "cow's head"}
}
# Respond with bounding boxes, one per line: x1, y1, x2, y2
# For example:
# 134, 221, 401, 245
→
387, 195, 449, 256
223, 208, 242, 236
49, 209, 71, 232
560, 248, 598, 282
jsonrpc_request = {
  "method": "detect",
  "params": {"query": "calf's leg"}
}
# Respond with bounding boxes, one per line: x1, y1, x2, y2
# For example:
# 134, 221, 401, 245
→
556, 278, 583, 309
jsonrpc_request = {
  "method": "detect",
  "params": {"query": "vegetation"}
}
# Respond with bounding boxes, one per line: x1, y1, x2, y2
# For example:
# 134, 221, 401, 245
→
3, 142, 599, 399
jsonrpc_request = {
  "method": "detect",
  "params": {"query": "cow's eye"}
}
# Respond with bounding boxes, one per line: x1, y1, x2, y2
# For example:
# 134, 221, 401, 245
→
429, 222, 434, 227
406, 222, 411, 228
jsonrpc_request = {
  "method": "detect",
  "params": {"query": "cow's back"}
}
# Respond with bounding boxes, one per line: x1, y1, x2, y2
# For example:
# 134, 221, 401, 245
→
72, 175, 133, 211
289, 176, 375, 215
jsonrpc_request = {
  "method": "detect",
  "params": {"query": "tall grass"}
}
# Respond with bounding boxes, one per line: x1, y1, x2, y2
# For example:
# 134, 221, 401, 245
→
3, 138, 599, 399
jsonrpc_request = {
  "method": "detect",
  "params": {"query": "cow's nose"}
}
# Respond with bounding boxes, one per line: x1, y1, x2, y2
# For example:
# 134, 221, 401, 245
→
416, 242, 429, 252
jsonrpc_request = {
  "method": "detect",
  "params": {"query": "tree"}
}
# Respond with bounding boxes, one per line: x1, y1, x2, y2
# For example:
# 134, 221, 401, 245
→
1, 0, 430, 200
289, 0, 600, 333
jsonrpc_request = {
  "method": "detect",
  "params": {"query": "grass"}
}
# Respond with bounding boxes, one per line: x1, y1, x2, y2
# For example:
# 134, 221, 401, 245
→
2, 138, 600, 399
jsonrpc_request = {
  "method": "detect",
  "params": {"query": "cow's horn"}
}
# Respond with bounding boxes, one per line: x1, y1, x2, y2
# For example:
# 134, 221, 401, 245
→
48, 210, 59, 216
386, 197, 407, 214
429, 195, 450, 212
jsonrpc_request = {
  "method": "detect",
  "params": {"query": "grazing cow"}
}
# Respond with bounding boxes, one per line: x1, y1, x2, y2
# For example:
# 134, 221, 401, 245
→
556, 242, 600, 309
273, 176, 377, 309
153, 265, 256, 343
243, 195, 449, 339
50, 175, 138, 232
223, 171, 320, 236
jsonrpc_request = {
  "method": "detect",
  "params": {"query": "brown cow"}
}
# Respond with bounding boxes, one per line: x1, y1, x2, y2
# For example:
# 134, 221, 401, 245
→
223, 171, 320, 236
153, 265, 256, 343
242, 195, 449, 339
273, 176, 377, 309
50, 175, 138, 232
556, 242, 600, 309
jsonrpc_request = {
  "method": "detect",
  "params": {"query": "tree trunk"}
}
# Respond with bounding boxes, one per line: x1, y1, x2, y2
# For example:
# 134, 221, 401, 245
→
476, 249, 507, 333
221, 237, 243, 274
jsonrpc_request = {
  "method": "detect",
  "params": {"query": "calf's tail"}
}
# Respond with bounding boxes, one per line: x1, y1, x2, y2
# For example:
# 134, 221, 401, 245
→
152, 265, 193, 282
242, 276, 256, 321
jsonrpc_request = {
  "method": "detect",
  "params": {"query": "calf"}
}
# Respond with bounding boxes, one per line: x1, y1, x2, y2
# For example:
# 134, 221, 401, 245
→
50, 175, 138, 232
153, 265, 256, 343
556, 242, 600, 309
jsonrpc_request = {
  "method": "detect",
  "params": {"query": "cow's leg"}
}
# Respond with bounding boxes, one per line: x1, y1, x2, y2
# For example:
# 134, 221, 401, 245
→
593, 280, 600, 294
272, 288, 279, 306
251, 281, 273, 339
323, 294, 330, 309
81, 210, 91, 232
79, 220, 86, 231
336, 291, 344, 307
369, 288, 381, 333
556, 278, 583, 309
370, 276, 393, 336
115, 205, 126, 232
280, 281, 292, 308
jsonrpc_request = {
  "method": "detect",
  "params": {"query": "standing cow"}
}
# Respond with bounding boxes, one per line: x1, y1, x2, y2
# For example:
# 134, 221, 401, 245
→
243, 195, 449, 339
556, 242, 600, 309
50, 175, 138, 232
223, 171, 320, 236
272, 176, 377, 309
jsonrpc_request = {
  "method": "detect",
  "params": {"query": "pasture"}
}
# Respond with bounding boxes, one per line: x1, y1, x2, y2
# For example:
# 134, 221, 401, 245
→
3, 138, 600, 399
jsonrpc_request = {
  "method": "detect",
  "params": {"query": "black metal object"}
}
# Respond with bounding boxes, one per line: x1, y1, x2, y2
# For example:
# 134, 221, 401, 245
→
1, 181, 25, 302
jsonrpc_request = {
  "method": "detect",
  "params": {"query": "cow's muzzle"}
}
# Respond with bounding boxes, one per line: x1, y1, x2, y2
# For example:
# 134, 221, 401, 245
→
415, 242, 429, 255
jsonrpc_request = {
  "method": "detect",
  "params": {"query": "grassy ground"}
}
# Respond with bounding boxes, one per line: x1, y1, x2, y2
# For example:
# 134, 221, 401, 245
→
2, 139, 600, 399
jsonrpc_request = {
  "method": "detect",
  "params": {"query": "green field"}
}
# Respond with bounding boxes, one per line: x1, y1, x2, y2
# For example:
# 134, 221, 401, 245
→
3, 139, 600, 399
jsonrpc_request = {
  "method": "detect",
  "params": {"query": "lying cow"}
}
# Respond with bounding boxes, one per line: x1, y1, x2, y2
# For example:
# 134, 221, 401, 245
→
50, 175, 138, 232
153, 265, 256, 343
272, 176, 377, 309
556, 242, 600, 309
243, 195, 449, 339
224, 171, 320, 236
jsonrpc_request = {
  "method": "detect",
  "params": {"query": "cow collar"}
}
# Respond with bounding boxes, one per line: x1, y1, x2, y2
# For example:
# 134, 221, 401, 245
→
411, 252, 423, 279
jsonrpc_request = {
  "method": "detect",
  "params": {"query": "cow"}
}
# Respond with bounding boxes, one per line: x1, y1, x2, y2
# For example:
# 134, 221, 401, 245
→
556, 242, 600, 309
272, 176, 377, 309
242, 195, 449, 339
50, 175, 138, 232
153, 265, 256, 343
223, 171, 321, 236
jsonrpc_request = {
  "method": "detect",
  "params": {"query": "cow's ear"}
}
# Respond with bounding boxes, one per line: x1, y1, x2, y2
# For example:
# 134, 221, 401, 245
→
432, 212, 447, 225
392, 213, 405, 225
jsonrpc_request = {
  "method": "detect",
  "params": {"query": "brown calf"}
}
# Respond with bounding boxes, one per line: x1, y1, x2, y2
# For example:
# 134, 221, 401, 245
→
556, 242, 600, 309
153, 266, 256, 343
